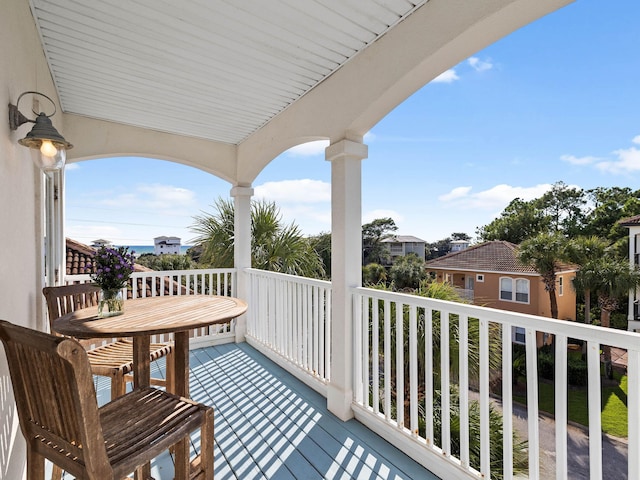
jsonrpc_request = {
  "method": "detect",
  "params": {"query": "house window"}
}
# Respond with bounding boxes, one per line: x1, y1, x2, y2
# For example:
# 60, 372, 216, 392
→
390, 244, 403, 254
558, 276, 564, 296
515, 279, 529, 303
500, 278, 512, 300
514, 327, 526, 344
476, 274, 484, 282
500, 277, 530, 304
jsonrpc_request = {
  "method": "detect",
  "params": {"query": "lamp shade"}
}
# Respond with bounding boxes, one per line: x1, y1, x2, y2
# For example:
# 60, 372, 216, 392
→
18, 113, 73, 173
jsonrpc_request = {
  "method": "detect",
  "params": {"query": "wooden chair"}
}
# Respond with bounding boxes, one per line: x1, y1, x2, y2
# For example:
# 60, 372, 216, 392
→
0, 319, 213, 480
43, 284, 174, 400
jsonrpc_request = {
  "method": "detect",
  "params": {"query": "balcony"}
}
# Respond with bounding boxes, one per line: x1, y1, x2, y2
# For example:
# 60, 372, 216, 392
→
63, 268, 639, 479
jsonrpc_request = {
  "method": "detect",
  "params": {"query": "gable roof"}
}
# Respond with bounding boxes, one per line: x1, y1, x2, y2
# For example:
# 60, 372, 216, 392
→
425, 240, 575, 275
382, 235, 426, 243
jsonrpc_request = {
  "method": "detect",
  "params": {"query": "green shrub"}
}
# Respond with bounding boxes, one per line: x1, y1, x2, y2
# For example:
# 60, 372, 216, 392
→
567, 357, 588, 386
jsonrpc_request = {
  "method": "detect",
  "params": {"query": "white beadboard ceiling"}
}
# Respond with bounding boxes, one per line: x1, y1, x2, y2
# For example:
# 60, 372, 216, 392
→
29, 0, 427, 145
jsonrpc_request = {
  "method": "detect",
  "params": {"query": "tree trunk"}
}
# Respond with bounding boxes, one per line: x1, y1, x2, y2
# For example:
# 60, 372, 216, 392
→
549, 289, 559, 319
584, 288, 591, 324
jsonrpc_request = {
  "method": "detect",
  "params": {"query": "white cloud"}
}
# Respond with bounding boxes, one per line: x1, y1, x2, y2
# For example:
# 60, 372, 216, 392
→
439, 183, 553, 210
254, 179, 330, 203
468, 57, 493, 72
632, 135, 640, 145
286, 140, 329, 156
560, 154, 600, 165
65, 163, 80, 171
66, 224, 122, 242
439, 186, 472, 202
101, 184, 197, 210
432, 69, 459, 83
595, 147, 640, 174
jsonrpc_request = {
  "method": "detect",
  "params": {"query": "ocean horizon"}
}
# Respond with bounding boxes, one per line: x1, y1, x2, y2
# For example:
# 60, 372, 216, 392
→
119, 245, 193, 257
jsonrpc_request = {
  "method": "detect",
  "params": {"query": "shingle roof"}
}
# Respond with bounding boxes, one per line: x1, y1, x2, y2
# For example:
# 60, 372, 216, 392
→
424, 240, 575, 274
382, 235, 426, 243
619, 214, 640, 226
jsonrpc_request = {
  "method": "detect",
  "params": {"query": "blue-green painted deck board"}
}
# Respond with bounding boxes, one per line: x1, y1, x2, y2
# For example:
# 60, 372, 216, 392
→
59, 342, 439, 479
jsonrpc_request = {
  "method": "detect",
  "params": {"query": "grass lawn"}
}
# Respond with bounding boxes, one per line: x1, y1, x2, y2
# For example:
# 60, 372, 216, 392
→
513, 374, 628, 438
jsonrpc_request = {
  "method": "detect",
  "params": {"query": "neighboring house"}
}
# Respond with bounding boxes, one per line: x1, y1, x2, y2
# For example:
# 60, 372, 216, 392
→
450, 239, 470, 252
91, 238, 112, 249
425, 240, 577, 345
66, 238, 186, 296
154, 236, 181, 255
620, 214, 640, 331
381, 235, 426, 263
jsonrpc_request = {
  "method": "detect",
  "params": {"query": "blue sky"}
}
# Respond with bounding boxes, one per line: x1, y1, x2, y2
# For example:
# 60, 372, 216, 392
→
65, 0, 640, 247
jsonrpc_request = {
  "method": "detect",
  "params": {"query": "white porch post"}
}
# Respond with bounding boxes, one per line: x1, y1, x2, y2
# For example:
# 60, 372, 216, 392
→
628, 228, 640, 330
231, 185, 253, 342
326, 138, 368, 421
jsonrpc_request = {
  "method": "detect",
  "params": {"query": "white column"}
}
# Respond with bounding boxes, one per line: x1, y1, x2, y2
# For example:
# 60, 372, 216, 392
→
326, 138, 368, 421
231, 185, 253, 342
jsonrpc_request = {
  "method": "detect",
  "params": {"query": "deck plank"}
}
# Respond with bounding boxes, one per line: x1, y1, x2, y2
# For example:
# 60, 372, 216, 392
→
54, 342, 439, 479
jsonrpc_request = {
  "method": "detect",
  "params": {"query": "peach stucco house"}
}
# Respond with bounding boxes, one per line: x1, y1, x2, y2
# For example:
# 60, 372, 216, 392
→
425, 241, 577, 320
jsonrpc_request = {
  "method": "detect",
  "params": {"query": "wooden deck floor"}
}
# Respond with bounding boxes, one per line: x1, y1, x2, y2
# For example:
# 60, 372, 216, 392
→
63, 342, 439, 479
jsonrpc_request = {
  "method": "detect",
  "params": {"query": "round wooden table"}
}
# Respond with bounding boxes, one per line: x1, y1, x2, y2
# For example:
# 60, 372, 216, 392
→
53, 294, 247, 480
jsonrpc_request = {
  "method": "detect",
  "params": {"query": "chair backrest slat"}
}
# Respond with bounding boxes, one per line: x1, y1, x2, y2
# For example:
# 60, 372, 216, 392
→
0, 320, 112, 476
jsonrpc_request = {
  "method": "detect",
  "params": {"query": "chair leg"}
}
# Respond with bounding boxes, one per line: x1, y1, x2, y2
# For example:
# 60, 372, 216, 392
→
201, 408, 214, 478
165, 350, 175, 394
110, 370, 127, 400
26, 443, 45, 480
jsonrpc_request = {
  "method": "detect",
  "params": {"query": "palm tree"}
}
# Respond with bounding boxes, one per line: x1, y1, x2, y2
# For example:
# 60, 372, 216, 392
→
191, 197, 325, 278
517, 232, 568, 319
565, 236, 609, 324
588, 257, 640, 377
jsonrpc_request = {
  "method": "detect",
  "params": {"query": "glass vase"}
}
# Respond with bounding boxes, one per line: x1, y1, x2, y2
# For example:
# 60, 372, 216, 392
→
98, 288, 125, 318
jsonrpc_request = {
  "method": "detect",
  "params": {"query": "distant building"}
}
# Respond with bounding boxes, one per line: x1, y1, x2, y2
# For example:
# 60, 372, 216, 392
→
450, 239, 470, 252
381, 235, 426, 263
91, 239, 112, 248
154, 236, 181, 255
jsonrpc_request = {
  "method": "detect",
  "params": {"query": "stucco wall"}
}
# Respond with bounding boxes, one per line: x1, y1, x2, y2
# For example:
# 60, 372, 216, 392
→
0, 1, 59, 477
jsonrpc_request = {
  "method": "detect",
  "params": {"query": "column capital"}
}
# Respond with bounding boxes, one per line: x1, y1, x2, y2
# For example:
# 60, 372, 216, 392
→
325, 139, 368, 163
230, 185, 254, 197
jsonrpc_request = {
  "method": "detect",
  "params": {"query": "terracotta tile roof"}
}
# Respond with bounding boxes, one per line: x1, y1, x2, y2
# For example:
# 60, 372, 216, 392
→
619, 214, 640, 226
425, 240, 575, 274
66, 238, 152, 275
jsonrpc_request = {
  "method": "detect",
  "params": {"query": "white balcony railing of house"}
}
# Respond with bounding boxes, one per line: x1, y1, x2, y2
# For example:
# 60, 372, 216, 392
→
65, 268, 237, 344
245, 268, 332, 395
352, 286, 640, 480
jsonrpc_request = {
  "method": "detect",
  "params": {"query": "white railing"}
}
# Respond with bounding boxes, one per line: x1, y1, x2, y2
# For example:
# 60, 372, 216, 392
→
352, 286, 640, 480
65, 268, 237, 343
245, 268, 331, 394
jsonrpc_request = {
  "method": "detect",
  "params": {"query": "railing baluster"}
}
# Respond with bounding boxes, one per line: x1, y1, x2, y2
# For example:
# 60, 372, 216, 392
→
441, 310, 450, 456
409, 305, 418, 437
459, 314, 469, 469
555, 334, 568, 480
525, 327, 539, 479
396, 301, 404, 428
479, 318, 490, 479
384, 299, 391, 421
502, 323, 513, 480
425, 307, 433, 446
373, 297, 380, 414
587, 340, 602, 480
628, 350, 640, 480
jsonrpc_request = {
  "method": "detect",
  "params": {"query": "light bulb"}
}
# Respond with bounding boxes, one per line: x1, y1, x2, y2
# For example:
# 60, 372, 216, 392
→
40, 140, 58, 157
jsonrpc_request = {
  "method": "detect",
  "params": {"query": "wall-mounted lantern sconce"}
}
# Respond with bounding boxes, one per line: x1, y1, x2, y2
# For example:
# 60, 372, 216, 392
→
8, 91, 73, 173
